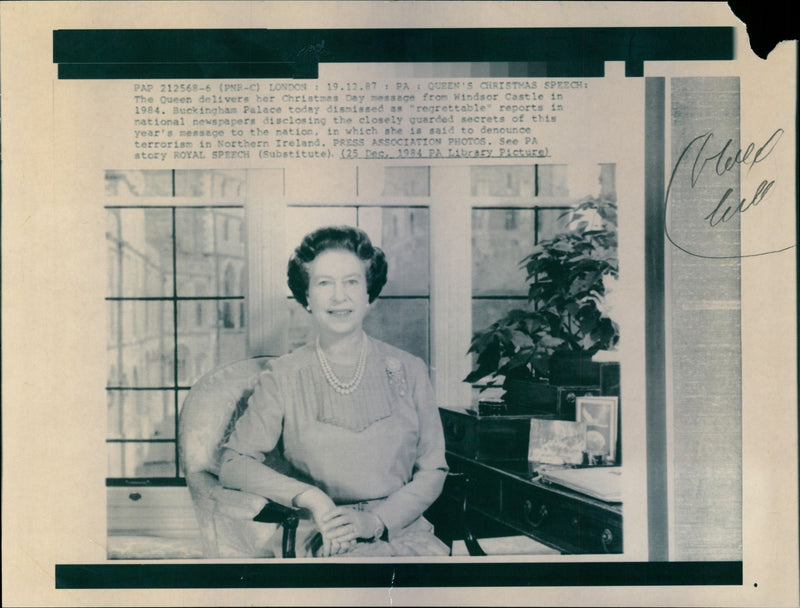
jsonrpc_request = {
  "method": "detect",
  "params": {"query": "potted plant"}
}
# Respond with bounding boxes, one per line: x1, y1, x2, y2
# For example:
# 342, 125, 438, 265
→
465, 194, 620, 404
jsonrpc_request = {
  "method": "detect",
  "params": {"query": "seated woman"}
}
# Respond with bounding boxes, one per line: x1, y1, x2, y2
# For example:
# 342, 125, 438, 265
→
219, 225, 449, 557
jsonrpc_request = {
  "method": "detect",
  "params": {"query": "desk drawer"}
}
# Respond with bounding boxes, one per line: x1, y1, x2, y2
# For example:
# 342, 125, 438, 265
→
503, 479, 622, 553
444, 451, 623, 554
108, 486, 199, 537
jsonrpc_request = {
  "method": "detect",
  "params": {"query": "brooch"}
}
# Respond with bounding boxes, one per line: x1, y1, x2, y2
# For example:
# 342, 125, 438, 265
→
385, 357, 407, 397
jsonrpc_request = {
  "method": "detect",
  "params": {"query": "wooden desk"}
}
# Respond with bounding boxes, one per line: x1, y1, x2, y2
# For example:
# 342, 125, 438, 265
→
430, 451, 623, 555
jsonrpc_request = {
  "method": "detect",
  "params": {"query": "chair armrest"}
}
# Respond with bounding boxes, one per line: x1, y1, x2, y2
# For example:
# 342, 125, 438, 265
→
253, 500, 301, 524
253, 501, 302, 559
211, 486, 301, 557
211, 486, 269, 520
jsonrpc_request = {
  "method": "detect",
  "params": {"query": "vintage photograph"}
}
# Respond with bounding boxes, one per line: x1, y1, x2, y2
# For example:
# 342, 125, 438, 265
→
575, 396, 619, 464
528, 419, 587, 466
104, 162, 623, 559
3, 2, 797, 606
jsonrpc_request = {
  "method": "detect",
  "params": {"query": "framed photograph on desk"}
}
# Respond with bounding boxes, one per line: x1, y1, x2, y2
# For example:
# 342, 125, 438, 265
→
576, 396, 619, 464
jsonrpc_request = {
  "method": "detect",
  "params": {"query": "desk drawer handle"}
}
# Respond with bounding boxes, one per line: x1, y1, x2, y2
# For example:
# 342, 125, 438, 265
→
522, 500, 548, 528
128, 492, 142, 502
601, 528, 614, 552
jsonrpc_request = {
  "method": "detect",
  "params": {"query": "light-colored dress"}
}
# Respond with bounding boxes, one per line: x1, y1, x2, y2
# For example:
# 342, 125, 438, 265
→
220, 336, 449, 557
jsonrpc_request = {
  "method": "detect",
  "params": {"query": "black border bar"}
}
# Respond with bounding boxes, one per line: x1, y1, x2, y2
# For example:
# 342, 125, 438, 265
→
55, 561, 742, 589
53, 27, 735, 79
59, 62, 297, 80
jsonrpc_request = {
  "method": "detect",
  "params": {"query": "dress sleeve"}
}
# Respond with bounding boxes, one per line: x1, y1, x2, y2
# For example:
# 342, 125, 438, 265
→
372, 356, 448, 537
218, 369, 315, 507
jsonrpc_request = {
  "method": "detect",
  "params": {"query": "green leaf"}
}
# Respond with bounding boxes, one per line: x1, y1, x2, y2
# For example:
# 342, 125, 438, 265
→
505, 309, 532, 323
464, 368, 491, 383
475, 338, 500, 367
509, 330, 535, 348
550, 240, 575, 253
538, 335, 566, 349
579, 314, 598, 334
467, 326, 502, 353
505, 347, 536, 370
524, 316, 545, 335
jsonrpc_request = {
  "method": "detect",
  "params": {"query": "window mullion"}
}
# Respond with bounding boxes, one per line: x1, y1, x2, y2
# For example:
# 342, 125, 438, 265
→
171, 207, 180, 478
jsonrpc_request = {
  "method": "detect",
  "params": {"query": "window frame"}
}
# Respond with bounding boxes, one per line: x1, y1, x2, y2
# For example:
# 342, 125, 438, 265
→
106, 201, 247, 486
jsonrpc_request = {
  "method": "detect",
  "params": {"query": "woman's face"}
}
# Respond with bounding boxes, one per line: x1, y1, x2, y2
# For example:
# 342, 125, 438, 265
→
306, 249, 371, 339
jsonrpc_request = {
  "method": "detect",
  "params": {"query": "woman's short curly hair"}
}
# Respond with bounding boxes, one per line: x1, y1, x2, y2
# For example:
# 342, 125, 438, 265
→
287, 225, 388, 308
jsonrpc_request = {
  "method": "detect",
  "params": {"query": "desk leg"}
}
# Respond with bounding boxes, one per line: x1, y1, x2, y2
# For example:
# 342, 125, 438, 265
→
452, 472, 487, 557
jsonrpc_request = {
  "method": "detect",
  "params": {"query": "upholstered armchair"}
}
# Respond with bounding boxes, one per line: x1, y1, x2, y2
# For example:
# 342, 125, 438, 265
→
178, 357, 299, 558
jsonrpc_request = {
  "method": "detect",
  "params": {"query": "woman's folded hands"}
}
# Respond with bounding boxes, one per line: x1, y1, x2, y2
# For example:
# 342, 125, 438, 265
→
293, 487, 384, 556
320, 506, 383, 542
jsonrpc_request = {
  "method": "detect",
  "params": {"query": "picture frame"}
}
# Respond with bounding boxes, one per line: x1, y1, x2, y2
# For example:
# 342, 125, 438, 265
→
575, 396, 620, 464
528, 419, 587, 466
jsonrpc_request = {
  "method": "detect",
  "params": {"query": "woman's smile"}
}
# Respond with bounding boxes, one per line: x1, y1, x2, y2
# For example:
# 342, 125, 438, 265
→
306, 249, 371, 338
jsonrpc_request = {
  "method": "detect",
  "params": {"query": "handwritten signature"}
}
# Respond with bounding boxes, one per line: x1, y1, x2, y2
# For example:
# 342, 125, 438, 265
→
665, 128, 793, 258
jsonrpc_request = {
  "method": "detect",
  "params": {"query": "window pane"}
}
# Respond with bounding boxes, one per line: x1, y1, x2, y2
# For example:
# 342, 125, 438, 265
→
106, 208, 173, 297
364, 298, 429, 363
107, 390, 175, 440
105, 170, 172, 197
107, 300, 174, 387
176, 300, 247, 385
176, 388, 191, 416
536, 164, 569, 197
174, 208, 246, 297
107, 442, 176, 478
537, 207, 571, 242
471, 298, 529, 372
472, 209, 534, 296
285, 206, 358, 270
599, 163, 617, 199
287, 297, 314, 352
174, 170, 246, 198
471, 166, 536, 197
382, 167, 430, 196
107, 227, 120, 298
359, 207, 429, 296
472, 298, 529, 334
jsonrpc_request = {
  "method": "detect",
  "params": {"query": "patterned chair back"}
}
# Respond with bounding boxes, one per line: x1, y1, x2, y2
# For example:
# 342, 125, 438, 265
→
179, 357, 272, 477
177, 356, 278, 557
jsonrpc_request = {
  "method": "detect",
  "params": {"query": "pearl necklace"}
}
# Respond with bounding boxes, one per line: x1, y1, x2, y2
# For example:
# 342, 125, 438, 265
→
316, 333, 368, 395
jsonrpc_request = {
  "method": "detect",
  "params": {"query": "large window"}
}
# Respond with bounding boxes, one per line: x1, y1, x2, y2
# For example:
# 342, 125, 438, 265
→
470, 164, 616, 383
472, 206, 571, 339
105, 170, 247, 481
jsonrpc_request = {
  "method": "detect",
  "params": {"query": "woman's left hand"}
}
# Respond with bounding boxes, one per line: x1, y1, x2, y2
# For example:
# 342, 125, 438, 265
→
318, 507, 383, 543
